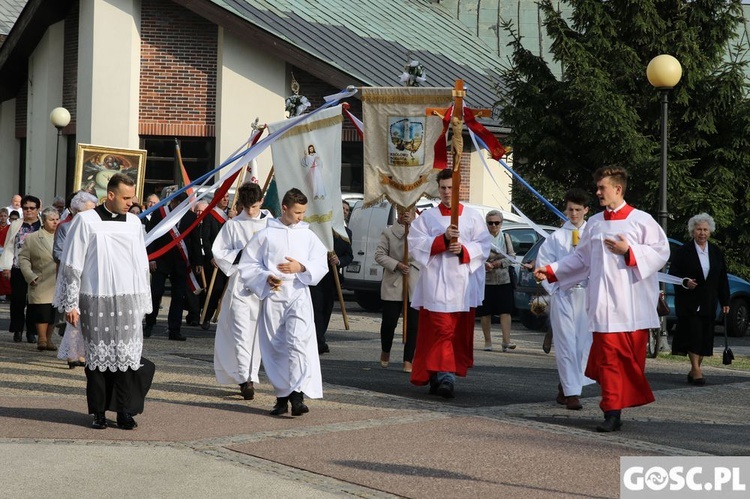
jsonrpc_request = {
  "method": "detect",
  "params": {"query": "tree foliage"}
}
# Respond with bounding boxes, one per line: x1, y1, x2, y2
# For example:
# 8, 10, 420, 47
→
498, 0, 750, 277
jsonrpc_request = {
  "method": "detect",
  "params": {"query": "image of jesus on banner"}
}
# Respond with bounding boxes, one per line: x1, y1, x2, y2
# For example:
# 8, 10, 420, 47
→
302, 144, 326, 200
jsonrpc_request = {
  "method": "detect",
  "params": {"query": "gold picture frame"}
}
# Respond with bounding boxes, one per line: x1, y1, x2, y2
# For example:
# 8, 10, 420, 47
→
73, 144, 148, 204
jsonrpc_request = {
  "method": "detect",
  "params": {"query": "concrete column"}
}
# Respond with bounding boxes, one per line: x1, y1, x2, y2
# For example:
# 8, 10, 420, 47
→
26, 21, 65, 204
0, 99, 19, 202
216, 27, 286, 184
470, 150, 512, 211
77, 0, 141, 148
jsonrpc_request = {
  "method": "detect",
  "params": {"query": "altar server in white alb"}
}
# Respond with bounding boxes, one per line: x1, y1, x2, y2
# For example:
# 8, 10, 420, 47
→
54, 173, 155, 431
212, 182, 271, 401
408, 168, 491, 399
535, 167, 669, 433
238, 188, 328, 417
537, 188, 595, 411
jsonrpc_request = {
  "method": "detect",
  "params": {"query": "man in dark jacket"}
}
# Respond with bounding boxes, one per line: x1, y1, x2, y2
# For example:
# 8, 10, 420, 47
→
199, 195, 229, 330
309, 227, 353, 354
144, 191, 202, 341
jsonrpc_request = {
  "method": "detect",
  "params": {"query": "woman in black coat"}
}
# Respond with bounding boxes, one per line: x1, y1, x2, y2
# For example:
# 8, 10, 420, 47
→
669, 213, 729, 386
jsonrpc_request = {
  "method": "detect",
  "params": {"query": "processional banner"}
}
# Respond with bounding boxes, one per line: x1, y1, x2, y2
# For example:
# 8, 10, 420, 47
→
362, 87, 453, 208
268, 105, 346, 251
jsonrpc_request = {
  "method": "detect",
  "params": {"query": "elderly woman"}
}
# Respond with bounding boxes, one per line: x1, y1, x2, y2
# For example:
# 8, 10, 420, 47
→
54, 191, 97, 367
374, 207, 419, 372
19, 206, 60, 351
669, 213, 730, 386
476, 210, 516, 352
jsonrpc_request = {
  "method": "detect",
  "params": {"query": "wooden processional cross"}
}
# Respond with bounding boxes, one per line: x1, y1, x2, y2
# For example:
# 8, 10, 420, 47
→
426, 79, 492, 241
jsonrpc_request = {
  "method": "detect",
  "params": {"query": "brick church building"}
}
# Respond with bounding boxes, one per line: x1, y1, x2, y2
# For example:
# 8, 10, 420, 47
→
0, 0, 511, 206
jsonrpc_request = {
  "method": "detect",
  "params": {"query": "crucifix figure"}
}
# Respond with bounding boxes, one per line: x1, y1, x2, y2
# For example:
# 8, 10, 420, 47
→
426, 80, 492, 242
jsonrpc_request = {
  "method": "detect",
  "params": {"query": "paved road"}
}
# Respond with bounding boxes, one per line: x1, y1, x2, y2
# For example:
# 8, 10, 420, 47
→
1, 297, 749, 498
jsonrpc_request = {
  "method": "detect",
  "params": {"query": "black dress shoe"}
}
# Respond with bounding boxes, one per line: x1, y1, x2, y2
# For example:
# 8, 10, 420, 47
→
168, 331, 187, 341
186, 320, 199, 327
200, 320, 211, 331
91, 413, 107, 430
596, 415, 622, 433
428, 376, 439, 395
143, 325, 153, 338
13, 331, 22, 342
116, 412, 138, 430
27, 334, 37, 344
436, 381, 455, 399
318, 343, 330, 354
290, 391, 309, 416
239, 382, 255, 400
270, 397, 289, 416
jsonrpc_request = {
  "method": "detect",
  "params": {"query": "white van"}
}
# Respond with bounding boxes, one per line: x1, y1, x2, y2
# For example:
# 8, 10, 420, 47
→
343, 199, 554, 310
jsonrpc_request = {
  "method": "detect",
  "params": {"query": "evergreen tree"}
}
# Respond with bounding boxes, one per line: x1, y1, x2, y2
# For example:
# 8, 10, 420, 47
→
499, 0, 750, 277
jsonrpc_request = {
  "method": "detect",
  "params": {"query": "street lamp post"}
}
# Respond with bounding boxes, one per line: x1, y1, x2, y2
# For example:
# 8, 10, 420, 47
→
647, 55, 683, 233
647, 54, 682, 353
49, 107, 71, 196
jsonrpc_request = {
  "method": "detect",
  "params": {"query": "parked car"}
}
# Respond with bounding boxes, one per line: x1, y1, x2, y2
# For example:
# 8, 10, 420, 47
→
514, 237, 750, 337
343, 199, 554, 311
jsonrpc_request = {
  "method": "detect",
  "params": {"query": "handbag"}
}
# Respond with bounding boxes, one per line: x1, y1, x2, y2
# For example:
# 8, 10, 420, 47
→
723, 314, 734, 365
508, 265, 518, 289
657, 291, 670, 317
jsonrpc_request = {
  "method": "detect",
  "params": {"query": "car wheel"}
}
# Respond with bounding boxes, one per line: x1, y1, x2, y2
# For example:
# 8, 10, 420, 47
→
353, 290, 383, 312
519, 310, 547, 331
727, 298, 748, 337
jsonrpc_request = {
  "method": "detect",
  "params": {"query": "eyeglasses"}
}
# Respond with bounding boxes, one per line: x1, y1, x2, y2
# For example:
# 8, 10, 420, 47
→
22, 206, 37, 210
487, 221, 502, 226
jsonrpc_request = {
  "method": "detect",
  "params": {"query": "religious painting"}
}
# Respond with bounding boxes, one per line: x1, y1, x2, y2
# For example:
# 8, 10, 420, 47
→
301, 143, 326, 200
73, 144, 147, 204
388, 116, 425, 167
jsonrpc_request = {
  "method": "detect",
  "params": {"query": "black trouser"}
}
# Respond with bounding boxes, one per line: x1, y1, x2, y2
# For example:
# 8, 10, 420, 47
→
310, 273, 335, 347
9, 267, 33, 338
145, 262, 187, 333
86, 367, 133, 415
380, 301, 419, 362
85, 358, 155, 415
202, 267, 228, 323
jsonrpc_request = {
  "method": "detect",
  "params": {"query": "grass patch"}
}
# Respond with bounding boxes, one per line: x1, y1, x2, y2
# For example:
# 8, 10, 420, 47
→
657, 353, 750, 372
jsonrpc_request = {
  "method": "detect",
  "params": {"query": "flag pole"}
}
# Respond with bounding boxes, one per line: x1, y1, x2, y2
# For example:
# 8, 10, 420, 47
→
402, 222, 409, 343
331, 251, 350, 330
261, 166, 275, 196
200, 268, 217, 324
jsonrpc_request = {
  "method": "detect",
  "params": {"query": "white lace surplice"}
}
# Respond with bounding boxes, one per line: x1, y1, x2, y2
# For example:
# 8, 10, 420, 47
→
53, 210, 152, 372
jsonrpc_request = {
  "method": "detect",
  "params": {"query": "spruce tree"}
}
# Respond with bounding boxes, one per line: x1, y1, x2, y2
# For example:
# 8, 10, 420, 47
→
499, 0, 750, 277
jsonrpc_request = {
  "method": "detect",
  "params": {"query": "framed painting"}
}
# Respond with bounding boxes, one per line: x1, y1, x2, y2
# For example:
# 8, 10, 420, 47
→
73, 144, 148, 204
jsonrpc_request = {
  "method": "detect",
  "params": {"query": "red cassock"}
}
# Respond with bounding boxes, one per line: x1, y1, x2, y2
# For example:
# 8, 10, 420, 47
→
410, 308, 475, 386
585, 330, 655, 411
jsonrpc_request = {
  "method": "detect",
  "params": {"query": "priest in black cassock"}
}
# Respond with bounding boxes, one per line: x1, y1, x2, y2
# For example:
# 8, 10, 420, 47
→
54, 173, 154, 430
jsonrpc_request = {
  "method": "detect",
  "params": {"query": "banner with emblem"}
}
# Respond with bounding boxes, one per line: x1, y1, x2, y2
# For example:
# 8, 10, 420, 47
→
267, 105, 346, 251
361, 87, 453, 208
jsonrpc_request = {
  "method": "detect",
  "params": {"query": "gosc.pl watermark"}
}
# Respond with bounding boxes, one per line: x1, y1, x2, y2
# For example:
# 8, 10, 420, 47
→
621, 457, 748, 498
